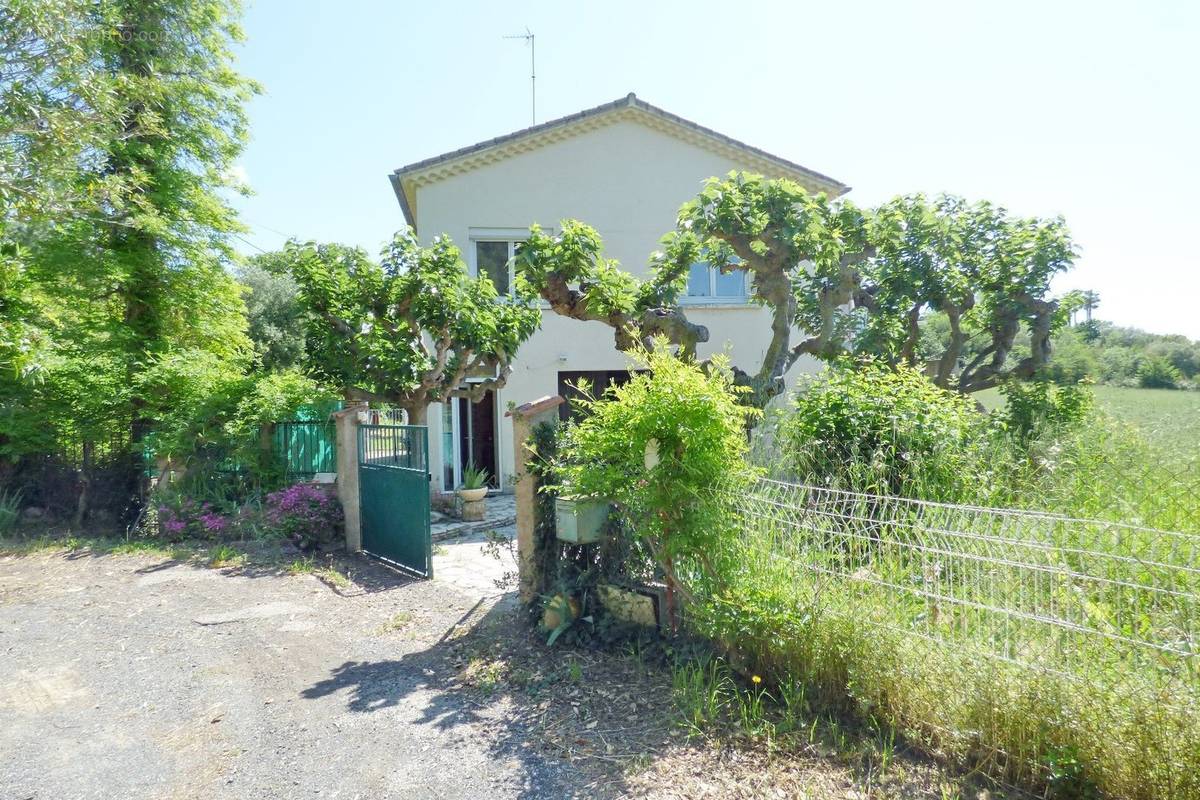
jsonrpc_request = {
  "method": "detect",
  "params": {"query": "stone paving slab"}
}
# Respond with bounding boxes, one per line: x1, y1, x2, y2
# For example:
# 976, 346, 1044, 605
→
432, 524, 516, 600
430, 493, 516, 542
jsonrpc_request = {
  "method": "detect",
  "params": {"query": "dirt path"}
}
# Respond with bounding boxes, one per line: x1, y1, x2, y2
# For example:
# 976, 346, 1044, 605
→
0, 548, 578, 800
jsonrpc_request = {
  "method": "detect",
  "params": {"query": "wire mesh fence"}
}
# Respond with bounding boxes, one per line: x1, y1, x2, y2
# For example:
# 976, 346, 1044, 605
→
719, 476, 1200, 795
747, 397, 1200, 536
1043, 444, 1200, 534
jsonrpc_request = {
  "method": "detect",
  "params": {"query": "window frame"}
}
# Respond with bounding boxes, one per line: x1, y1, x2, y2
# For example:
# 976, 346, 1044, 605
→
467, 227, 539, 300
682, 262, 751, 305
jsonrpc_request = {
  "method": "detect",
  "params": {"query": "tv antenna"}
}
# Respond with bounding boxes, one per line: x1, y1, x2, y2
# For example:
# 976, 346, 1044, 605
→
503, 27, 535, 125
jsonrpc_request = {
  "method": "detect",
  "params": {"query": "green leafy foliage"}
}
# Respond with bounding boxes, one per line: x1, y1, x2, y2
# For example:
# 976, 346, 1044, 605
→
675, 174, 874, 406
556, 343, 758, 592
517, 221, 639, 318
0, 0, 259, 522
944, 317, 1200, 391
1138, 355, 1184, 389
1, 0, 126, 222
867, 194, 1076, 392
236, 261, 308, 371
1040, 326, 1100, 385
280, 231, 540, 423
143, 363, 335, 479
154, 480, 341, 551
519, 173, 1078, 418
994, 378, 1093, 444
0, 487, 21, 533
697, 378, 1194, 800
769, 363, 1113, 513
459, 462, 491, 490
778, 363, 989, 500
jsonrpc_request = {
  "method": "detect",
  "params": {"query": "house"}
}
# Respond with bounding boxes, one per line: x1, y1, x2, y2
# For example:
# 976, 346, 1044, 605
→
389, 93, 849, 493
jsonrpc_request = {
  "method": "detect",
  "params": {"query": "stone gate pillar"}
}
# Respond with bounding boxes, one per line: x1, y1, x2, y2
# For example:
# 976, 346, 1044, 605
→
506, 395, 564, 603
332, 403, 368, 552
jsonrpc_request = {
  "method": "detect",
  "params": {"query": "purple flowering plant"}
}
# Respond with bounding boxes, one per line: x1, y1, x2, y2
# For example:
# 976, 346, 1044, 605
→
264, 483, 343, 551
156, 495, 235, 541
155, 482, 341, 549
157, 496, 207, 541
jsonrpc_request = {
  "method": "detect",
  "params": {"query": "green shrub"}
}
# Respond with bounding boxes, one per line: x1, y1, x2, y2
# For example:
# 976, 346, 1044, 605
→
994, 378, 1093, 444
263, 482, 342, 551
557, 344, 757, 600
689, 467, 1200, 798
1138, 356, 1183, 389
690, 367, 1199, 798
777, 362, 987, 500
142, 360, 336, 490
154, 486, 265, 541
153, 480, 342, 549
1044, 328, 1099, 385
0, 488, 21, 533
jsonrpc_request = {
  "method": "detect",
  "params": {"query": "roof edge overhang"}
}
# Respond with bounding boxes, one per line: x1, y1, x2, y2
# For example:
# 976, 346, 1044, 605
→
390, 93, 851, 232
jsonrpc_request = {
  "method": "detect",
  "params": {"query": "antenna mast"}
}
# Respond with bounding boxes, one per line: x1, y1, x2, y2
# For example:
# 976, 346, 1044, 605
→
503, 28, 535, 124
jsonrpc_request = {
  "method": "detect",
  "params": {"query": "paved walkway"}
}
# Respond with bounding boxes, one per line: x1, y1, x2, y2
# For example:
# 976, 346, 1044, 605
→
432, 524, 517, 599
430, 493, 516, 542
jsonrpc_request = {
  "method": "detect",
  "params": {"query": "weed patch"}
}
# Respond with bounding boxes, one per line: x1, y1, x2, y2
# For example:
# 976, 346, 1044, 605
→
207, 544, 245, 569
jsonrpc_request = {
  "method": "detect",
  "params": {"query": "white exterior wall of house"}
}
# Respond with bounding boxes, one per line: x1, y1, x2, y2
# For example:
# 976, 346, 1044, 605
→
404, 113, 836, 493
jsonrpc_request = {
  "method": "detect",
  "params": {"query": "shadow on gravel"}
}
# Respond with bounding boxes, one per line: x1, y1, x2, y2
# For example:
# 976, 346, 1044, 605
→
300, 597, 627, 799
133, 559, 181, 574
13, 535, 422, 594
330, 555, 421, 595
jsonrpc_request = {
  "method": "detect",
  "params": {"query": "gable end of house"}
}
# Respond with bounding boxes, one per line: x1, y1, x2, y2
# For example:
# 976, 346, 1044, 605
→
389, 93, 850, 232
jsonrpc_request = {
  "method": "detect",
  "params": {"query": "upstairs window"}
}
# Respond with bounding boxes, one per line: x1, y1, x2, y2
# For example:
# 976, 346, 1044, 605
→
470, 228, 536, 298
686, 260, 748, 301
474, 240, 517, 296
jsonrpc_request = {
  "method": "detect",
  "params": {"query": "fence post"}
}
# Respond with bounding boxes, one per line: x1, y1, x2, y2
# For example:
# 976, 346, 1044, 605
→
506, 395, 564, 604
332, 403, 367, 552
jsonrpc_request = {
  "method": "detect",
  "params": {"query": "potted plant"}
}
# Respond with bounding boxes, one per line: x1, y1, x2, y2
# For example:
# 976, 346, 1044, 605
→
457, 462, 490, 502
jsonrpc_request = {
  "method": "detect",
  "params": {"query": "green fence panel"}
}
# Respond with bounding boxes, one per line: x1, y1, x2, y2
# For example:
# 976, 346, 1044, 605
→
273, 421, 336, 479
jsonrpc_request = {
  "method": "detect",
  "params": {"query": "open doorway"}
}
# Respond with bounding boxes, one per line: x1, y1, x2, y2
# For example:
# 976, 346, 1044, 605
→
456, 388, 499, 489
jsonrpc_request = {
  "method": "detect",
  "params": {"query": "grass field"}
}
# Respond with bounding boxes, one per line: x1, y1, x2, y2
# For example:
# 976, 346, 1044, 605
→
1089, 385, 1200, 453
723, 385, 1200, 798
977, 385, 1200, 448
973, 385, 1200, 530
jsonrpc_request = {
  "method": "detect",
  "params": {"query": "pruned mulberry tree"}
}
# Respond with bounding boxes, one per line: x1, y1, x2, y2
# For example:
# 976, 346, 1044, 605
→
516, 172, 1076, 417
282, 231, 540, 425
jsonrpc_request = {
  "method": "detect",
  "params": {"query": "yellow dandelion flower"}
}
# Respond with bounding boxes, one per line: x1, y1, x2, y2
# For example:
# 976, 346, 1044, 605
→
751, 675, 762, 685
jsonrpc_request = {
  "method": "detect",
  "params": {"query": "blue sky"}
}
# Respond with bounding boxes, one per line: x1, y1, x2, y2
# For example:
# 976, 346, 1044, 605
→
229, 0, 1200, 339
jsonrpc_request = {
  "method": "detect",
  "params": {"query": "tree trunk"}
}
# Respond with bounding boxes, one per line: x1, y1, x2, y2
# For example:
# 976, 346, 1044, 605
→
900, 303, 922, 366
403, 403, 429, 426
935, 308, 965, 388
73, 440, 93, 529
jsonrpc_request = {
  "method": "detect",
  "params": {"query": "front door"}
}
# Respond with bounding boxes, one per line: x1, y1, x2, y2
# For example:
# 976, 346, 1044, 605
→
456, 391, 498, 488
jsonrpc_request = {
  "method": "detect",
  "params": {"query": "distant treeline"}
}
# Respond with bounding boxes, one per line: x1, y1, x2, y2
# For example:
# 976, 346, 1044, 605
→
919, 316, 1199, 390
1042, 322, 1198, 389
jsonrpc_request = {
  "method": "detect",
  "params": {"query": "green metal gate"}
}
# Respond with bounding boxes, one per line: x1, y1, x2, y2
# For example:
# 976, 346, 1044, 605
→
358, 424, 432, 578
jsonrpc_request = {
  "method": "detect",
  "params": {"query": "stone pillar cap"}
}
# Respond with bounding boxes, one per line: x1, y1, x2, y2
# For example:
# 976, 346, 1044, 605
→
506, 395, 564, 419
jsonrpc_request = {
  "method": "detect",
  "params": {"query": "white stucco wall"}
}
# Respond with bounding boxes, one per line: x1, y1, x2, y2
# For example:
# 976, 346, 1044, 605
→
408, 117, 828, 491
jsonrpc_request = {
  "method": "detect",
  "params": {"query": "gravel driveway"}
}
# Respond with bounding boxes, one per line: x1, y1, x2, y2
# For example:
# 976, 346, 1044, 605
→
0, 546, 582, 800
